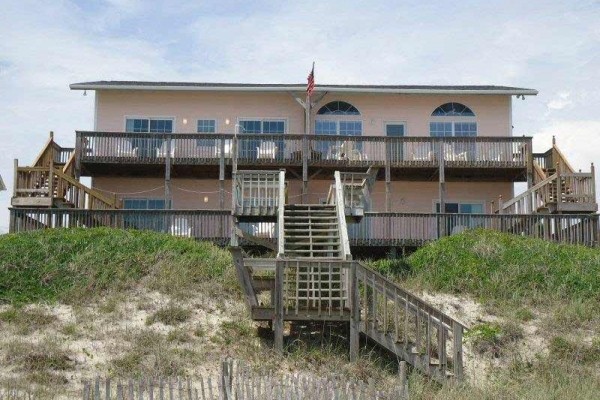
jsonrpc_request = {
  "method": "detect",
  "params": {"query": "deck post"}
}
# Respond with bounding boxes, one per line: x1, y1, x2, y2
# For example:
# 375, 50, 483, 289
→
13, 158, 18, 198
555, 162, 561, 213
274, 260, 284, 353
219, 137, 226, 210
437, 140, 446, 237
590, 163, 596, 205
165, 134, 172, 210
526, 139, 534, 189
349, 262, 360, 361
74, 132, 83, 180
452, 321, 464, 380
302, 134, 308, 204
385, 137, 391, 212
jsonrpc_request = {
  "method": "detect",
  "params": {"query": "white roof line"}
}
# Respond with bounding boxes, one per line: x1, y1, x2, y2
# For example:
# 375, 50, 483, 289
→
69, 83, 538, 96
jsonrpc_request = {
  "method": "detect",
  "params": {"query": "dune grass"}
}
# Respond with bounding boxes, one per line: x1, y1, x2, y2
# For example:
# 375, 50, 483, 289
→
0, 228, 236, 304
372, 229, 600, 304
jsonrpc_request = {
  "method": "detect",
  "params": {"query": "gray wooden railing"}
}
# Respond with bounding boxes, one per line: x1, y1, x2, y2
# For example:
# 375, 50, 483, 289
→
77, 131, 532, 169
9, 209, 598, 247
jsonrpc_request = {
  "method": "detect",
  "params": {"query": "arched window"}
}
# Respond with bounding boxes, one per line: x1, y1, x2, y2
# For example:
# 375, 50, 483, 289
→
317, 101, 360, 115
431, 102, 475, 117
430, 102, 477, 137
315, 101, 362, 158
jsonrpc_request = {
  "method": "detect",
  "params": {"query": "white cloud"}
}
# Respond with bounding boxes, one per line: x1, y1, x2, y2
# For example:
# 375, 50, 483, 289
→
546, 92, 573, 110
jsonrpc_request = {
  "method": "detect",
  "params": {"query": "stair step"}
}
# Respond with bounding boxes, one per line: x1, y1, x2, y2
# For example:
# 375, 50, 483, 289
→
285, 228, 339, 232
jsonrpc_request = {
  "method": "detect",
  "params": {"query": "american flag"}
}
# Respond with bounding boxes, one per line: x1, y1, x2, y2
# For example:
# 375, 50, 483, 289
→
307, 62, 315, 96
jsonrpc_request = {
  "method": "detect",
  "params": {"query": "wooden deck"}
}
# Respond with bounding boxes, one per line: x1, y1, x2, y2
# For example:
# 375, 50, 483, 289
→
77, 131, 532, 181
9, 208, 599, 247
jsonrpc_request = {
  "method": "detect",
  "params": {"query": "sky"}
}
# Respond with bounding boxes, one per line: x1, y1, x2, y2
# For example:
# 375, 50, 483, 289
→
0, 0, 599, 232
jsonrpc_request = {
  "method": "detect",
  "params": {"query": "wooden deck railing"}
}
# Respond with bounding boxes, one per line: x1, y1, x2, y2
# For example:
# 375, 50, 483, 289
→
9, 209, 231, 243
10, 209, 598, 247
232, 170, 284, 217
77, 131, 532, 169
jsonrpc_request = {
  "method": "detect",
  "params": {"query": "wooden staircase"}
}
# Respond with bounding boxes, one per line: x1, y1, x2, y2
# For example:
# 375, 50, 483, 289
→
501, 137, 597, 214
231, 168, 467, 382
12, 132, 119, 210
283, 204, 342, 258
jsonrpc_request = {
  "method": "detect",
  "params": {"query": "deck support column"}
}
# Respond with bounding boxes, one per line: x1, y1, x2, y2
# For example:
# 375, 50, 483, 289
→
349, 261, 360, 361
219, 137, 225, 210
526, 139, 534, 189
385, 137, 391, 212
302, 135, 308, 204
74, 131, 82, 180
274, 260, 284, 353
438, 141, 446, 236
165, 135, 172, 210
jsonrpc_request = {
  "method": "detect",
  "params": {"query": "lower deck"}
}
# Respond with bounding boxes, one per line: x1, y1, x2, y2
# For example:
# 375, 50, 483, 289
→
8, 208, 599, 248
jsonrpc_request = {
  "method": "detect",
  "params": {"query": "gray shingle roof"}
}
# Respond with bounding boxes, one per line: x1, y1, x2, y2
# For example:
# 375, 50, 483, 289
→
69, 81, 538, 95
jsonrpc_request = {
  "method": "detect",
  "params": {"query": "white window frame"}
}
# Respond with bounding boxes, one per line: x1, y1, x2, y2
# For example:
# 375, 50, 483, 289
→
196, 118, 218, 133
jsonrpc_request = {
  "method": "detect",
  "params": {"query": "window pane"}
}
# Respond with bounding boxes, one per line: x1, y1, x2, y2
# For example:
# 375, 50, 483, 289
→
126, 119, 149, 133
445, 203, 459, 213
455, 122, 477, 137
315, 120, 337, 135
149, 119, 173, 133
197, 119, 216, 133
240, 120, 261, 134
339, 121, 362, 136
430, 122, 452, 137
262, 120, 285, 134
386, 124, 405, 137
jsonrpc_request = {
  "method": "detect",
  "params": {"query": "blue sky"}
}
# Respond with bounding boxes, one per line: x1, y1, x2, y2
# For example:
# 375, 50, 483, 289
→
1, 0, 599, 232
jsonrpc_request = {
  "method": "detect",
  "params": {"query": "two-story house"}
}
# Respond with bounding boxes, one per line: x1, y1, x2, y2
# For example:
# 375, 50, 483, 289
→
9, 81, 598, 249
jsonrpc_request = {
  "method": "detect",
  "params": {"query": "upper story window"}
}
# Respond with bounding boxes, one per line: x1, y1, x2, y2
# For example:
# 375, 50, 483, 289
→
239, 119, 285, 134
429, 103, 476, 137
431, 103, 475, 117
197, 119, 216, 133
125, 118, 173, 133
317, 101, 360, 115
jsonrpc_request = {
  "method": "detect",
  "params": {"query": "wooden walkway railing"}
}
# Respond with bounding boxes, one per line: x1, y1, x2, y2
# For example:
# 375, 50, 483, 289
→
268, 259, 466, 381
354, 262, 466, 380
9, 209, 599, 247
77, 131, 532, 170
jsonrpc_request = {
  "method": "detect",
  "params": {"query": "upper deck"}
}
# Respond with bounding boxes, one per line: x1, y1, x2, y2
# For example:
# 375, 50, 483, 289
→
77, 131, 532, 181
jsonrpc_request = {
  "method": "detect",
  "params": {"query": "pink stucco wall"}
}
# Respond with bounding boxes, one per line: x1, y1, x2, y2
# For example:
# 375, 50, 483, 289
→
95, 90, 511, 136
92, 89, 514, 212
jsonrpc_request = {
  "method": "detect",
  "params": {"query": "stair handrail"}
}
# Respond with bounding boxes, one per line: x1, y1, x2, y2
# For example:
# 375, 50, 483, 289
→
552, 143, 575, 174
277, 169, 286, 257
500, 172, 557, 213
332, 171, 352, 260
355, 261, 467, 380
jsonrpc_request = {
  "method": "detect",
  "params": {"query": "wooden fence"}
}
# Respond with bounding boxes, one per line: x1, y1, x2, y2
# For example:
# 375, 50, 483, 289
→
81, 360, 409, 400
